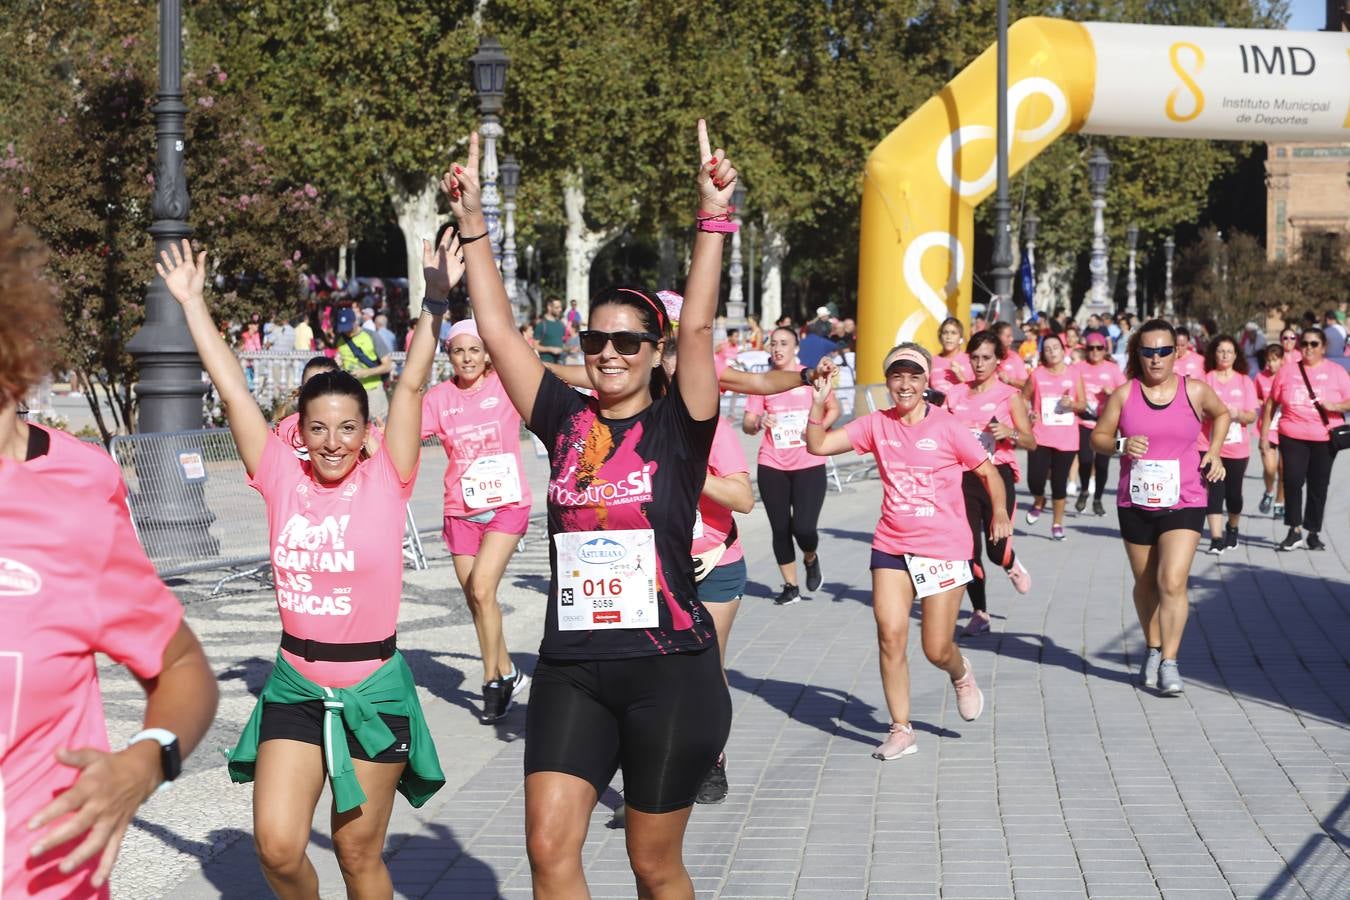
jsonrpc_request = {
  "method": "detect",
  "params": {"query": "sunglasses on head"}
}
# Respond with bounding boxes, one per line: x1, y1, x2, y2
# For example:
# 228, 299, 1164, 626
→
579, 329, 661, 355
1138, 345, 1176, 359
1299, 340, 1323, 349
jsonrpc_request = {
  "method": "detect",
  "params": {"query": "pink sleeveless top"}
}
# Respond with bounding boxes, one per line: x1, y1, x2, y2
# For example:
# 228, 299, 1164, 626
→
1116, 377, 1205, 510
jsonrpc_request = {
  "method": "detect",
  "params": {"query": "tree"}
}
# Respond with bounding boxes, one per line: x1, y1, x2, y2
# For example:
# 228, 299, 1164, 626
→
1175, 227, 1272, 334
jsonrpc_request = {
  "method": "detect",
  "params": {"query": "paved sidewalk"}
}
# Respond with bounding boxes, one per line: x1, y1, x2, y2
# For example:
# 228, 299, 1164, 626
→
120, 436, 1350, 898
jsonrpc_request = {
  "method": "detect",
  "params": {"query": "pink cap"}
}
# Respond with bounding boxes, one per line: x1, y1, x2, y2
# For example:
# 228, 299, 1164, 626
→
1085, 332, 1108, 348
448, 319, 480, 342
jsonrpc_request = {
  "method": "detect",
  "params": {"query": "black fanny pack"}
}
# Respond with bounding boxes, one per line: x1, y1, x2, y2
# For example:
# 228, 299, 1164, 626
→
281, 631, 397, 663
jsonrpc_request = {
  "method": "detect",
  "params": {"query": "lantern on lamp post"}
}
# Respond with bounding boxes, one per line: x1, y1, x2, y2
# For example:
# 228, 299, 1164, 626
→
499, 154, 522, 322
469, 36, 508, 265
1086, 147, 1111, 314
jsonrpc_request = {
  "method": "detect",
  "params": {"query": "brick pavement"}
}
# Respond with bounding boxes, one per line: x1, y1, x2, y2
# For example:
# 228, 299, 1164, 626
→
132, 438, 1350, 898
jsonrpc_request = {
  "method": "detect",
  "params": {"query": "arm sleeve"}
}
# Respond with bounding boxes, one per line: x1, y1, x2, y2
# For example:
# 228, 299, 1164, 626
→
91, 506, 184, 680
843, 414, 873, 455
246, 430, 300, 500
707, 420, 750, 478
529, 369, 587, 453
951, 418, 990, 470
663, 375, 719, 460
743, 393, 766, 416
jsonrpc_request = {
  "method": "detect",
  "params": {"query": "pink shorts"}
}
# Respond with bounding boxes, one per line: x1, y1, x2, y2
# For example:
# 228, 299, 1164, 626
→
442, 504, 532, 556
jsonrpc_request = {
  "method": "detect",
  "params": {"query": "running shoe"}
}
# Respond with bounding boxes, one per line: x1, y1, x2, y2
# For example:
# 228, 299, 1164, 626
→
1093, 498, 1106, 517
1051, 524, 1066, 541
1158, 659, 1184, 695
1140, 647, 1161, 689
1026, 505, 1043, 525
1075, 493, 1088, 514
774, 584, 801, 606
480, 679, 508, 723
1307, 532, 1326, 551
952, 656, 985, 721
1273, 503, 1285, 518
872, 723, 917, 760
1259, 492, 1273, 514
1006, 558, 1032, 594
961, 609, 991, 637
1206, 537, 1226, 556
1277, 528, 1306, 552
695, 755, 728, 804
804, 555, 823, 592
1224, 525, 1239, 550
507, 670, 532, 708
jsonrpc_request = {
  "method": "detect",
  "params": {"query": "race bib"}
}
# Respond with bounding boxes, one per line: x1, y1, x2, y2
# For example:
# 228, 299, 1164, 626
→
554, 529, 659, 631
770, 409, 808, 448
460, 454, 522, 510
1040, 396, 1074, 427
692, 508, 705, 540
905, 555, 974, 599
1130, 459, 1181, 508
970, 427, 996, 461
1224, 421, 1243, 445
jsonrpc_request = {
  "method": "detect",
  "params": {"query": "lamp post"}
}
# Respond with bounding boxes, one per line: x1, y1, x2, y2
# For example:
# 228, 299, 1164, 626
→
725, 182, 747, 330
124, 0, 217, 555
499, 153, 522, 323
1023, 210, 1039, 318
1086, 146, 1111, 315
1164, 235, 1176, 319
988, 0, 1014, 325
469, 36, 508, 266
1125, 223, 1139, 316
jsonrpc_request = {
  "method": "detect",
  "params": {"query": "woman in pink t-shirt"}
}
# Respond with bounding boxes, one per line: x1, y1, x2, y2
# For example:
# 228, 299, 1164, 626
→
743, 326, 827, 605
930, 316, 971, 387
1074, 332, 1126, 517
1260, 326, 1350, 551
158, 227, 457, 895
1202, 336, 1259, 555
806, 344, 1011, 762
1277, 327, 1302, 365
1023, 334, 1087, 540
421, 318, 533, 723
943, 330, 1036, 637
1253, 344, 1286, 516
1091, 319, 1228, 696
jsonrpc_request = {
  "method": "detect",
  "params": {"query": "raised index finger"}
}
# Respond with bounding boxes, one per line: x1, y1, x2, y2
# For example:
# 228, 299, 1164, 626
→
697, 119, 712, 164
466, 132, 480, 173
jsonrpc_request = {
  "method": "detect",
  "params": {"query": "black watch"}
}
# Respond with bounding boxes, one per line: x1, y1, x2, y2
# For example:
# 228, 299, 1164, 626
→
129, 728, 182, 785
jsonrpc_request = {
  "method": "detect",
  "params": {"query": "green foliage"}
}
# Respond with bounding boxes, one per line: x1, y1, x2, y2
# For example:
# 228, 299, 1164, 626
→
1174, 227, 1270, 333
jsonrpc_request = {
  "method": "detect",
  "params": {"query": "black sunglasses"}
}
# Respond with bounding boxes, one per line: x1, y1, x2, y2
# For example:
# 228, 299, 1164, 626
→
579, 329, 661, 355
1138, 346, 1176, 359
1300, 340, 1323, 349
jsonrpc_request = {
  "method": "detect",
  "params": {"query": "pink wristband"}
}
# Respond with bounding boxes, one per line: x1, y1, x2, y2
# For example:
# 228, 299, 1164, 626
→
697, 217, 739, 233
808, 417, 824, 427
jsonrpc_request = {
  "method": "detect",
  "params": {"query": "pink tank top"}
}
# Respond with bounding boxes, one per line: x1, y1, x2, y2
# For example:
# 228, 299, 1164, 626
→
1116, 378, 1205, 509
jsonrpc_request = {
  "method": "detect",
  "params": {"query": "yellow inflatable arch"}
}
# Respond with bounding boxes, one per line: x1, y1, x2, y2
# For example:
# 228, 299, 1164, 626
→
857, 17, 1350, 382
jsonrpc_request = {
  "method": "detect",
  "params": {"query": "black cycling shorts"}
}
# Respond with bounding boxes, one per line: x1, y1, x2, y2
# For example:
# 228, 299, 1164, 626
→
524, 648, 731, 813
1117, 505, 1206, 547
260, 700, 411, 764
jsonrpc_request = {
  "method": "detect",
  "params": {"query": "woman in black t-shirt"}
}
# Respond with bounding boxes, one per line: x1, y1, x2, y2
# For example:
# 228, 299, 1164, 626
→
443, 122, 736, 896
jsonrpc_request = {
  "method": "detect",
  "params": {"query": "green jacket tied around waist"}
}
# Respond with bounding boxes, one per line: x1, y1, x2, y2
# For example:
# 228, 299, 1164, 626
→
225, 651, 444, 813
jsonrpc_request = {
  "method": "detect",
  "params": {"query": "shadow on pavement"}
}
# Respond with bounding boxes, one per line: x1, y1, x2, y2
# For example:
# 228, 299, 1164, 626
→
130, 822, 333, 898
388, 822, 499, 898
1259, 788, 1350, 899
993, 632, 1137, 685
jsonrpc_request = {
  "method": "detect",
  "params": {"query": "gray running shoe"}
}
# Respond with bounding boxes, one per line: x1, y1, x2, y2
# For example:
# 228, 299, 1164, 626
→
1140, 647, 1162, 689
1158, 659, 1184, 695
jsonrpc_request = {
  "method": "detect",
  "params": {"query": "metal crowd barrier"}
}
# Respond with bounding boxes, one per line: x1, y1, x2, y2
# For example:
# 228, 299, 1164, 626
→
239, 350, 456, 410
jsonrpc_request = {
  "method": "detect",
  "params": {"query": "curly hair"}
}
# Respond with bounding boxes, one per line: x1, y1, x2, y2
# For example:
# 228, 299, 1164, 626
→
0, 205, 60, 408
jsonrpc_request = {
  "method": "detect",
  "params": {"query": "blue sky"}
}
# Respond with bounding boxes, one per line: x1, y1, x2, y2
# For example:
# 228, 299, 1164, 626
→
1285, 0, 1329, 30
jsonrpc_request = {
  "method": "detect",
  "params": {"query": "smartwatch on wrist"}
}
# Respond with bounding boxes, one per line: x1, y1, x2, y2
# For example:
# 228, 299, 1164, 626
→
128, 728, 182, 787
1115, 436, 1128, 456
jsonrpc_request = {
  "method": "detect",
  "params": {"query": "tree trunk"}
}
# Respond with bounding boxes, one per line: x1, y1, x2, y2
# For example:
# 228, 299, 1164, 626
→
564, 170, 620, 322
759, 218, 788, 326
389, 180, 441, 314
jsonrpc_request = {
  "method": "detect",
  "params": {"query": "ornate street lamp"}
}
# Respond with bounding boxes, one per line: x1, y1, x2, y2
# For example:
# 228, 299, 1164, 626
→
469, 36, 508, 265
1086, 146, 1111, 314
988, 0, 1014, 325
1125, 223, 1139, 316
1022, 210, 1040, 318
726, 181, 747, 329
1164, 234, 1176, 319
499, 154, 522, 322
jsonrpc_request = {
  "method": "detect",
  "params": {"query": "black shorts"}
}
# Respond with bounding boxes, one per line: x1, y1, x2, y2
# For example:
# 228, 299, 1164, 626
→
1117, 505, 1206, 546
260, 700, 411, 764
870, 549, 910, 572
524, 649, 731, 813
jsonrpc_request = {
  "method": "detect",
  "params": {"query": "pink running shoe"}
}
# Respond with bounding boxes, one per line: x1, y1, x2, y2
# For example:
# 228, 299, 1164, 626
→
872, 723, 918, 760
961, 609, 991, 637
953, 656, 985, 721
1006, 558, 1031, 594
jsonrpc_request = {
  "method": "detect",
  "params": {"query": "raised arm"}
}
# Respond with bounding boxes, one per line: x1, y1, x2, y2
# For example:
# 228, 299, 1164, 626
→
678, 119, 738, 422
804, 376, 854, 456
384, 230, 463, 480
443, 134, 543, 423
542, 361, 590, 389
156, 240, 269, 475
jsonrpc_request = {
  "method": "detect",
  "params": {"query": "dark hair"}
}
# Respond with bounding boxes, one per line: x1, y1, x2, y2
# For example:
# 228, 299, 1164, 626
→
1203, 334, 1248, 375
1261, 343, 1284, 368
769, 326, 800, 345
938, 316, 964, 338
1302, 325, 1328, 346
301, 355, 340, 382
1125, 318, 1177, 381
966, 329, 1005, 360
1038, 333, 1065, 367
993, 320, 1013, 336
588, 286, 671, 400
299, 369, 369, 424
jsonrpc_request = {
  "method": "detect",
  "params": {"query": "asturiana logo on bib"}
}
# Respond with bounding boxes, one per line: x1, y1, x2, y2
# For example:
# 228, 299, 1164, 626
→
578, 538, 627, 564
0, 557, 42, 596
916, 438, 939, 451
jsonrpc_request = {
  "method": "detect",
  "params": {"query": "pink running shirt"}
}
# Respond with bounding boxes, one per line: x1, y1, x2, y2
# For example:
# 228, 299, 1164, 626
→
1077, 360, 1126, 419
0, 464, 181, 899
943, 380, 1022, 479
744, 385, 820, 471
1204, 370, 1258, 459
1116, 378, 1206, 510
249, 432, 415, 687
997, 353, 1029, 386
694, 417, 749, 565
1254, 370, 1280, 445
25, 424, 125, 507
1269, 360, 1350, 442
844, 406, 987, 560
421, 372, 533, 518
931, 352, 972, 387
1173, 349, 1205, 381
1029, 365, 1081, 451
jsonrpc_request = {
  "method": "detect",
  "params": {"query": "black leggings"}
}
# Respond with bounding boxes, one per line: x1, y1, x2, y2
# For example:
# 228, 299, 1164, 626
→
1077, 425, 1112, 500
963, 466, 1017, 613
757, 464, 827, 565
1027, 446, 1075, 502
1279, 437, 1334, 531
1206, 457, 1249, 516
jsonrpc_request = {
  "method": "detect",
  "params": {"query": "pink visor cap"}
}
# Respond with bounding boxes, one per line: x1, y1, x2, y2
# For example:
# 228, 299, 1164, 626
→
884, 348, 930, 376
448, 319, 480, 342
